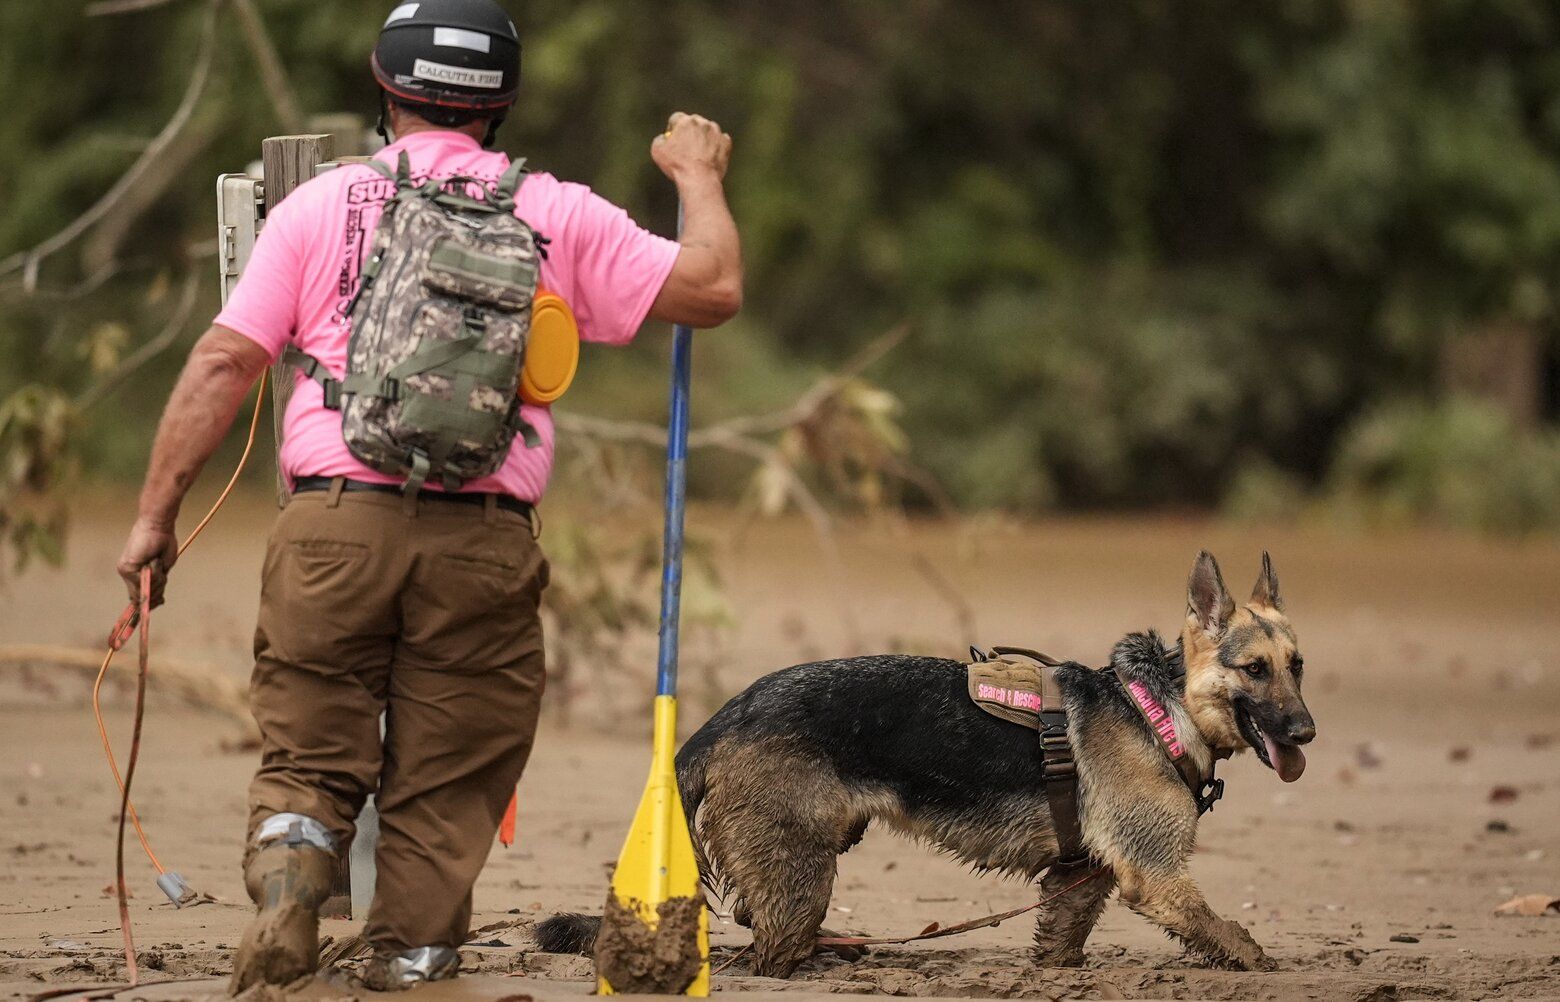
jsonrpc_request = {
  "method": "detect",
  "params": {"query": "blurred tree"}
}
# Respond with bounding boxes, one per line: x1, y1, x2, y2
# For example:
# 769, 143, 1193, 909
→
1254, 0, 1560, 422
2, 0, 1558, 557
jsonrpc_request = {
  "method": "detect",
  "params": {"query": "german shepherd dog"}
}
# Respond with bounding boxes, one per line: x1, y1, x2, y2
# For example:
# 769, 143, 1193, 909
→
539, 551, 1314, 976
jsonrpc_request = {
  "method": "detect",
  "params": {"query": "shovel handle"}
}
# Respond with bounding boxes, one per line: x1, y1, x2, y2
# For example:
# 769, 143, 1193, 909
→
654, 325, 692, 698
656, 203, 694, 700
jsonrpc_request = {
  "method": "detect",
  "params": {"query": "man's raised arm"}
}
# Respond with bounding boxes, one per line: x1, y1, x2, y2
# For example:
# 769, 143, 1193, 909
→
648, 112, 743, 328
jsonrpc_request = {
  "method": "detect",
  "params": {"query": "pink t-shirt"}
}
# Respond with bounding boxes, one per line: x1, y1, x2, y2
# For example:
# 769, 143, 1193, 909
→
215, 130, 681, 502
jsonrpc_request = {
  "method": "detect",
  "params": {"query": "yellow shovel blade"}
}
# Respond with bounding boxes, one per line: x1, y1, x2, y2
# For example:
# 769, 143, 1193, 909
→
599, 695, 709, 996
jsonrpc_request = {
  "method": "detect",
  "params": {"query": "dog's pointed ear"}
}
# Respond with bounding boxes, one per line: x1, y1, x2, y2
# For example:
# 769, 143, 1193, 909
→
1187, 550, 1235, 639
1250, 550, 1282, 611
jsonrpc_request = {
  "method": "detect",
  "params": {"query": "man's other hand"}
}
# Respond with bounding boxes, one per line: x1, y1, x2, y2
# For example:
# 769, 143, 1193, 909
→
117, 518, 178, 608
652, 112, 733, 182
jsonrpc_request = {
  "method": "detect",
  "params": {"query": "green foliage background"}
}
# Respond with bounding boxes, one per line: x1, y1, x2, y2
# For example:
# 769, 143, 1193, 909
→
2, 0, 1558, 534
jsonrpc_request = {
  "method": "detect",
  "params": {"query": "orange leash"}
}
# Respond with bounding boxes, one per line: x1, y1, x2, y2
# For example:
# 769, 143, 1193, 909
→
113, 566, 153, 985
94, 369, 268, 977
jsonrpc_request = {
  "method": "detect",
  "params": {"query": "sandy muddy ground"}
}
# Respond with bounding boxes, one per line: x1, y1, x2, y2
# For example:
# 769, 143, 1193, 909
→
2, 490, 1558, 1000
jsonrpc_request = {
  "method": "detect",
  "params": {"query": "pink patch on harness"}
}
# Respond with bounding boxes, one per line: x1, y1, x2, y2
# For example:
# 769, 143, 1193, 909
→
977, 682, 1044, 712
1127, 680, 1185, 759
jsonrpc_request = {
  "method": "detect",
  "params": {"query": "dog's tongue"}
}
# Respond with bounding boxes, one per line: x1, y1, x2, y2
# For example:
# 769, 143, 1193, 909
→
1263, 732, 1306, 782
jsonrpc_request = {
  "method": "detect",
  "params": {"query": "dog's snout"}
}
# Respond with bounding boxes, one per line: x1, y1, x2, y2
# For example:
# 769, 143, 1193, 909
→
1286, 716, 1316, 745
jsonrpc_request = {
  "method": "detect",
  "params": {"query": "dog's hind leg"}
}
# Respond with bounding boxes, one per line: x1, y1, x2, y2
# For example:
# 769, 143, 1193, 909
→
1116, 867, 1273, 971
729, 835, 837, 978
1030, 864, 1114, 968
704, 802, 838, 977
699, 740, 866, 978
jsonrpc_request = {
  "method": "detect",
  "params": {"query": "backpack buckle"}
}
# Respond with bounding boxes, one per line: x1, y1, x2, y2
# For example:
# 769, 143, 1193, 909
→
321, 379, 342, 410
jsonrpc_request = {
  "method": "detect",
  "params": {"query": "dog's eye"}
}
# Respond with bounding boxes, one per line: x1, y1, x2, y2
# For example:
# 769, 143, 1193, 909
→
1291, 657, 1304, 679
1242, 660, 1268, 679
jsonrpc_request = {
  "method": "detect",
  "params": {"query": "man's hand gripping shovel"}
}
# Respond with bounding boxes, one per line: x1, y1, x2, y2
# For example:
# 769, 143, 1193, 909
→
594, 210, 709, 996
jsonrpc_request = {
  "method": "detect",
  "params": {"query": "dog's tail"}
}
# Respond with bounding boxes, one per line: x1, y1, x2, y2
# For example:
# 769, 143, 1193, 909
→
533, 734, 723, 957
674, 726, 715, 821
534, 912, 601, 955
675, 726, 723, 889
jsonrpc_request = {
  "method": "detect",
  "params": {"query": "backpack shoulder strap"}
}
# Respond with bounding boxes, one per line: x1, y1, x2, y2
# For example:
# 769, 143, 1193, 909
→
362, 150, 413, 189
493, 157, 529, 206
281, 345, 342, 410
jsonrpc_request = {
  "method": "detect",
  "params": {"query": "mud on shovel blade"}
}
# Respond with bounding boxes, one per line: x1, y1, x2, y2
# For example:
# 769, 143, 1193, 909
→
595, 320, 709, 996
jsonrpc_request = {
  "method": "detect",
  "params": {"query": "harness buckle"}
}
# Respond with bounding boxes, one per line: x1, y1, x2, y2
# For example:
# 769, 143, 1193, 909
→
1196, 776, 1225, 815
1038, 719, 1074, 781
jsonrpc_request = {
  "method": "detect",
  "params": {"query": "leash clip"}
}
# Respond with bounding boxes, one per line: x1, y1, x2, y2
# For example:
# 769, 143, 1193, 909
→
1196, 776, 1225, 815
156, 871, 196, 908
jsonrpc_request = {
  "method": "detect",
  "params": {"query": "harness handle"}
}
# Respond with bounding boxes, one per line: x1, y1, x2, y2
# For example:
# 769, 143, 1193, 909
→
987, 645, 1068, 667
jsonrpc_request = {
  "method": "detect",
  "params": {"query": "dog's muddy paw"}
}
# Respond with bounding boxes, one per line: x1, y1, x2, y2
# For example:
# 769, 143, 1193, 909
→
1031, 948, 1086, 968
1218, 947, 1276, 972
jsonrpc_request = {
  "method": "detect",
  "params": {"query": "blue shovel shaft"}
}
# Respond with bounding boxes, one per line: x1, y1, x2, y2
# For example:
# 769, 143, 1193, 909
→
656, 200, 694, 701
655, 324, 693, 699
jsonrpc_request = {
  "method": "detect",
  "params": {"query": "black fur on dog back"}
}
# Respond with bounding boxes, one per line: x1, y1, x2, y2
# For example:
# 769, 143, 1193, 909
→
674, 641, 1186, 829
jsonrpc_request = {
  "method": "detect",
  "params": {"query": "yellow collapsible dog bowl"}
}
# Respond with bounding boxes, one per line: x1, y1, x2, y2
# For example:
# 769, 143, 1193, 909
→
520, 289, 580, 406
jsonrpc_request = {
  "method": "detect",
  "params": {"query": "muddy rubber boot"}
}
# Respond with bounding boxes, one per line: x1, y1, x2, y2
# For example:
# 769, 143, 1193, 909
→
359, 946, 460, 991
229, 823, 336, 995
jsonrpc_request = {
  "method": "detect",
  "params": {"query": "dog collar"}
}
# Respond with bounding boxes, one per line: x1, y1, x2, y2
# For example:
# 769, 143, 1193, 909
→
1112, 666, 1224, 816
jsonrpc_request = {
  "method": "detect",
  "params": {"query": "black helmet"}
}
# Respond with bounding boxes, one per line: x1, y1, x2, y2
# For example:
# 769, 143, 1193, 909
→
372, 0, 521, 113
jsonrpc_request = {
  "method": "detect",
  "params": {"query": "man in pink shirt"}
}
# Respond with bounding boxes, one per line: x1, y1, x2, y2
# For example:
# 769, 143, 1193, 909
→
115, 0, 741, 990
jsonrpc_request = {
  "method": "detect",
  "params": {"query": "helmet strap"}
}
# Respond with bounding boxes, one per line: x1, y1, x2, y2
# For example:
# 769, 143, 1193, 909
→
482, 112, 507, 150
375, 91, 392, 145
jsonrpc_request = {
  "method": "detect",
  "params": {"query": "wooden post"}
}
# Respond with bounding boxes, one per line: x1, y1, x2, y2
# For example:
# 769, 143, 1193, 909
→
260, 134, 334, 508
260, 133, 356, 918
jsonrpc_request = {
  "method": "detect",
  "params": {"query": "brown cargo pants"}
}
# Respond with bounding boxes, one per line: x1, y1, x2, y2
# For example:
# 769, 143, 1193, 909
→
245, 482, 548, 952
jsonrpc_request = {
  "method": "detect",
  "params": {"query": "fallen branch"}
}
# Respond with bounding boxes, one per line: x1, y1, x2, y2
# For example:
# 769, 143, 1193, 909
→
554, 326, 924, 648
688, 323, 909, 446
0, 643, 254, 738
0, 0, 217, 289
557, 406, 840, 537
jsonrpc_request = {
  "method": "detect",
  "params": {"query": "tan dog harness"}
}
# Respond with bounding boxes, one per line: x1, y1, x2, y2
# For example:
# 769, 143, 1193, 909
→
967, 646, 1225, 865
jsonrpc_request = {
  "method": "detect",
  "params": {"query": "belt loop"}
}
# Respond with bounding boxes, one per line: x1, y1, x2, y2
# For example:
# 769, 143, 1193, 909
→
325, 476, 346, 509
483, 493, 499, 526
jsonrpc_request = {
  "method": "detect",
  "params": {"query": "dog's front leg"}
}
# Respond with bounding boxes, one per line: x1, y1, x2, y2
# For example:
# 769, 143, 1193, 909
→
1116, 869, 1274, 971
1030, 864, 1114, 968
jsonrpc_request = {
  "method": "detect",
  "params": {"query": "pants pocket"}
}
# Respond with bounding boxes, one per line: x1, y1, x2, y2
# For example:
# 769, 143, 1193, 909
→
290, 539, 371, 595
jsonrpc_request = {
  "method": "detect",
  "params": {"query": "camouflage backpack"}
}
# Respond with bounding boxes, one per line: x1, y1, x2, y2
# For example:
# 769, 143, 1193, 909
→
286, 151, 543, 494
